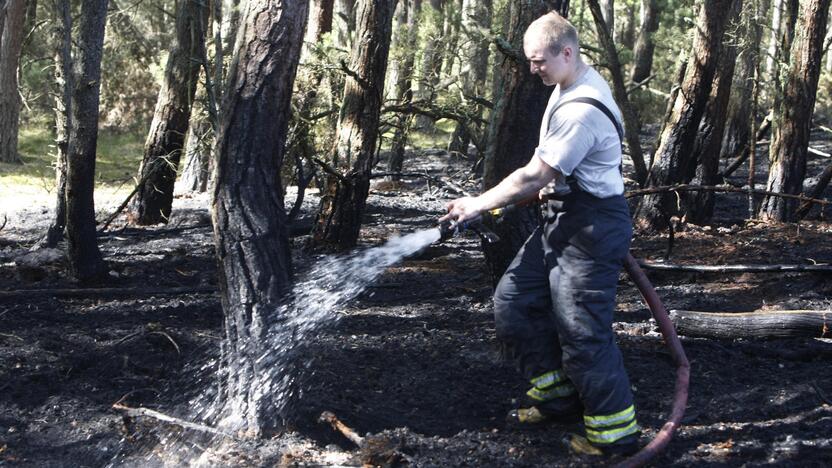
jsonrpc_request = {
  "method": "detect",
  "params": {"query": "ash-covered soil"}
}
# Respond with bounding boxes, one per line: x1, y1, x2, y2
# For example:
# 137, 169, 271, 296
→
1, 147, 831, 467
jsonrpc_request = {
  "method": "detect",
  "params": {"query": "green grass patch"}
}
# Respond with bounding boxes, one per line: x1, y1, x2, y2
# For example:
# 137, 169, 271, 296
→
1, 122, 145, 196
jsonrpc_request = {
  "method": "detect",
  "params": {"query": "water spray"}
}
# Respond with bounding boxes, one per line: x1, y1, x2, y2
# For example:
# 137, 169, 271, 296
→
437, 198, 690, 468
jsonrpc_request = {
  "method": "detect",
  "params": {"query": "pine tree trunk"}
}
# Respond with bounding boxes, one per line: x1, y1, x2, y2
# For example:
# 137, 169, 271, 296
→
630, 0, 659, 84
683, 0, 743, 224
388, 0, 421, 179
179, 77, 211, 193
333, 0, 355, 50
312, 0, 395, 250
414, 0, 445, 132
616, 1, 635, 48
448, 0, 492, 156
129, 0, 209, 225
66, 0, 109, 282
587, 0, 648, 185
760, 0, 830, 221
0, 0, 24, 164
43, 0, 73, 248
481, 0, 568, 285
633, 0, 735, 232
211, 0, 307, 435
721, 0, 769, 161
599, 0, 614, 36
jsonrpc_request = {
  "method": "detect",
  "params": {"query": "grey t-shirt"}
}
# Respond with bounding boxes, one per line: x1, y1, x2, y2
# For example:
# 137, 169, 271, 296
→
535, 66, 624, 198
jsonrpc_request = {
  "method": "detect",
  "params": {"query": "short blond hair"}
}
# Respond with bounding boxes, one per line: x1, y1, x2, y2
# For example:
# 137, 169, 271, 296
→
524, 11, 579, 56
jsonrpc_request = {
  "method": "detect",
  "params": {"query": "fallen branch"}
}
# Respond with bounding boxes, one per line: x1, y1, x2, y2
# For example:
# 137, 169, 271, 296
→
318, 411, 407, 466
370, 171, 471, 196
669, 309, 832, 339
113, 403, 235, 439
637, 261, 832, 273
318, 411, 364, 446
0, 286, 217, 299
624, 184, 831, 208
812, 381, 832, 405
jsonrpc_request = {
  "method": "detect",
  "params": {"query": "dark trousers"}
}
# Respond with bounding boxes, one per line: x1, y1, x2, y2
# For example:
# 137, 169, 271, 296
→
494, 191, 637, 444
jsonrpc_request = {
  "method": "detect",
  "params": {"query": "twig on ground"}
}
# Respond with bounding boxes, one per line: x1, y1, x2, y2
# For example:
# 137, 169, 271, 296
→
812, 381, 832, 405
0, 333, 23, 342
112, 403, 236, 439
0, 286, 217, 299
319, 411, 364, 446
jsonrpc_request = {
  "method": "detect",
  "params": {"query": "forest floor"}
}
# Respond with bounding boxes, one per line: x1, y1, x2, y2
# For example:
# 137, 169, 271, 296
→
1, 143, 832, 467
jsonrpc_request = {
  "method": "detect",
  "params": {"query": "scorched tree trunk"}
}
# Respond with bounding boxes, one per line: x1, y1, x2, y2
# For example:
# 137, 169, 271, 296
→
130, 0, 209, 225
211, 0, 307, 436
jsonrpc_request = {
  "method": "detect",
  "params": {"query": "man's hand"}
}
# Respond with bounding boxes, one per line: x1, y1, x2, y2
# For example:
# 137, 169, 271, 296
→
439, 196, 485, 224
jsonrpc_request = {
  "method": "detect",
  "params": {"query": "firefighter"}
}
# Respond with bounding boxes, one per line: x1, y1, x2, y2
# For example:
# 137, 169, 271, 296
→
440, 10, 639, 456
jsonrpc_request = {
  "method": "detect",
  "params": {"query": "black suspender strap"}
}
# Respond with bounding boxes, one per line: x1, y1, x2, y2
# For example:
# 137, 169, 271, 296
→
548, 96, 625, 190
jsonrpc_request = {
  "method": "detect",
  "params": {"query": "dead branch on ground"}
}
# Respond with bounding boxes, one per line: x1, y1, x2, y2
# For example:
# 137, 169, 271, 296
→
0, 286, 216, 299
669, 309, 832, 339
113, 403, 236, 439
638, 261, 832, 273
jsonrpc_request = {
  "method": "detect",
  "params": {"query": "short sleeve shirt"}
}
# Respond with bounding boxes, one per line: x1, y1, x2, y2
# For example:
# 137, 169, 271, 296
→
535, 66, 624, 198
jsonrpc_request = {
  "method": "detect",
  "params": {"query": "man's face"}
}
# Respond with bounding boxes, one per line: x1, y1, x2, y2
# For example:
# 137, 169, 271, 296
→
524, 36, 569, 87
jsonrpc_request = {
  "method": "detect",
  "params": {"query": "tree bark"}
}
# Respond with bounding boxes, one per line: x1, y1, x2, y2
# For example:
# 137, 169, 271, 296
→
333, 0, 355, 50
633, 0, 735, 232
481, 0, 568, 285
129, 0, 209, 225
65, 0, 109, 282
312, 0, 395, 250
683, 0, 743, 223
211, 0, 307, 435
42, 0, 73, 248
178, 77, 211, 193
305, 0, 335, 48
670, 309, 832, 339
720, 0, 769, 161
599, 0, 613, 36
387, 0, 421, 180
0, 0, 24, 164
414, 0, 445, 132
587, 0, 648, 186
761, 0, 831, 221
447, 0, 492, 156
630, 0, 659, 84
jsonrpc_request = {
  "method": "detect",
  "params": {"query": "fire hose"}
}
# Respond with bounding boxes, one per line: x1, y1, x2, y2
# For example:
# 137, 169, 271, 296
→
438, 201, 690, 467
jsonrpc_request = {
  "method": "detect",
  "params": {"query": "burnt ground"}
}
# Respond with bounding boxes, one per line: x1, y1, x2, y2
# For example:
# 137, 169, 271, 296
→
1, 145, 832, 467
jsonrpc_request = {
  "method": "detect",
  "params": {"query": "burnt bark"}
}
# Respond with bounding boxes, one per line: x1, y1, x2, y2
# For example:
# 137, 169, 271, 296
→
760, 0, 830, 221
587, 0, 648, 186
211, 0, 307, 434
179, 78, 211, 193
720, 0, 769, 161
42, 0, 73, 248
312, 0, 396, 250
633, 0, 735, 232
630, 0, 659, 84
683, 0, 743, 223
65, 0, 109, 282
0, 0, 24, 164
129, 0, 209, 225
481, 0, 568, 285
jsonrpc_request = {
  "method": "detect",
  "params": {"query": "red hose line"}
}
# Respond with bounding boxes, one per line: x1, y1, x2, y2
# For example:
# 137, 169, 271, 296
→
616, 254, 691, 468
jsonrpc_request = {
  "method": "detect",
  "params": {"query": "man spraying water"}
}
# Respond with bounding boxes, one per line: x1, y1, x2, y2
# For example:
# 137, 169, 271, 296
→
440, 10, 639, 457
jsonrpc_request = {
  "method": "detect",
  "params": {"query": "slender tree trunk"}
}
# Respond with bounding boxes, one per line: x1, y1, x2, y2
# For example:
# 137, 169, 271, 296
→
414, 0, 445, 131
630, 0, 659, 84
129, 0, 209, 225
441, 0, 463, 78
766, 0, 784, 78
599, 0, 613, 36
388, 0, 421, 179
616, 0, 635, 48
448, 0, 492, 156
306, 0, 335, 48
211, 0, 307, 435
481, 0, 568, 285
0, 0, 24, 164
721, 0, 769, 161
333, 0, 355, 50
587, 0, 648, 185
312, 0, 396, 250
43, 0, 73, 248
0, 1, 7, 43
633, 0, 735, 232
683, 0, 743, 223
179, 77, 211, 193
760, 0, 830, 221
66, 0, 109, 282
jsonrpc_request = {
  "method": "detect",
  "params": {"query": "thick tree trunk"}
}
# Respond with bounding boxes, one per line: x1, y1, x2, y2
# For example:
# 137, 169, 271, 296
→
683, 0, 743, 223
43, 0, 73, 248
721, 0, 769, 161
305, 0, 335, 48
587, 0, 648, 186
312, 0, 395, 250
0, 0, 24, 164
481, 0, 568, 285
211, 0, 307, 435
633, 0, 735, 232
630, 0, 659, 84
448, 0, 492, 156
388, 0, 421, 179
129, 0, 209, 225
65, 0, 109, 282
760, 0, 830, 221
